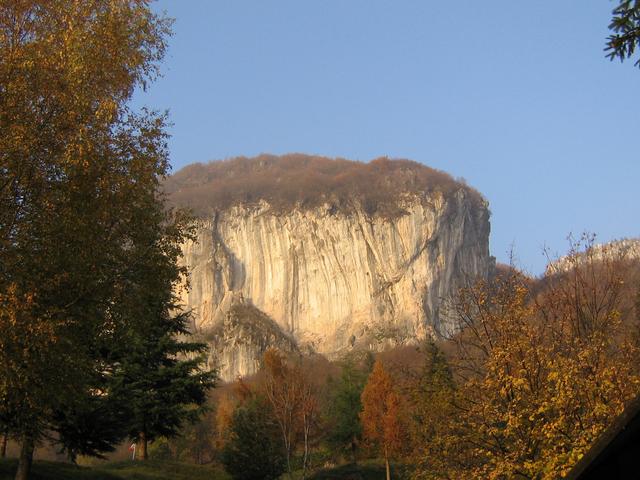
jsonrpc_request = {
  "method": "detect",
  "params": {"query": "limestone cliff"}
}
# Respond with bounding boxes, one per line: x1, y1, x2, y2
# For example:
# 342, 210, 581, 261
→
169, 155, 492, 380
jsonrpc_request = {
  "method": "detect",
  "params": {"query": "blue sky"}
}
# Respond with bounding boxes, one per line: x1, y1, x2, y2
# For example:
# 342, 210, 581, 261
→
133, 1, 639, 275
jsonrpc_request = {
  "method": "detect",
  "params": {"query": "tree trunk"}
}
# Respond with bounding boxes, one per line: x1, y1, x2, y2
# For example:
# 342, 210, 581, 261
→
137, 432, 148, 460
14, 435, 34, 480
286, 450, 292, 479
1, 429, 8, 458
385, 448, 391, 480
301, 416, 311, 480
282, 429, 292, 478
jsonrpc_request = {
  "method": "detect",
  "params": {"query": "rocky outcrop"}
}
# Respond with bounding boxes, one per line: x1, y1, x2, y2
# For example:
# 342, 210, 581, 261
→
201, 299, 299, 381
546, 238, 640, 275
178, 187, 491, 380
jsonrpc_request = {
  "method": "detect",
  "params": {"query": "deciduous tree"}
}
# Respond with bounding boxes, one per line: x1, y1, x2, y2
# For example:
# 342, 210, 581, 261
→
0, 1, 176, 478
360, 360, 404, 480
418, 239, 640, 479
298, 366, 319, 480
260, 349, 320, 478
261, 349, 299, 476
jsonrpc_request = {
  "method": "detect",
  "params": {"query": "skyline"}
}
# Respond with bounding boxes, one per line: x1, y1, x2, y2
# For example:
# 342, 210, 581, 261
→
133, 1, 640, 275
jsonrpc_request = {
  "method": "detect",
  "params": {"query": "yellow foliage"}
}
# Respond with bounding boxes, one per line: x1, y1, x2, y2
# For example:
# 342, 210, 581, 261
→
414, 245, 640, 479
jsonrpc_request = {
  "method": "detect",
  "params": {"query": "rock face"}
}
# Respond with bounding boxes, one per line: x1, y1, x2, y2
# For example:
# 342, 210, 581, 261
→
170, 155, 492, 380
200, 300, 299, 381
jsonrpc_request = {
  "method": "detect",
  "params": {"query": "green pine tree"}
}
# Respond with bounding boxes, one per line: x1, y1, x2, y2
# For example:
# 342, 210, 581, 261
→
607, 0, 640, 68
221, 396, 286, 480
326, 355, 370, 464
114, 308, 216, 460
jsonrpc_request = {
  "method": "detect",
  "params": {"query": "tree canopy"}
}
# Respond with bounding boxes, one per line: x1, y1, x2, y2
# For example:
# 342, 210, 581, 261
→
360, 361, 404, 480
411, 238, 640, 479
221, 396, 286, 480
0, 1, 212, 478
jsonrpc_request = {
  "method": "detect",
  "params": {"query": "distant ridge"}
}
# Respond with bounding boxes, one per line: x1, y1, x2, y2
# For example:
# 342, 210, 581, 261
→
164, 154, 485, 217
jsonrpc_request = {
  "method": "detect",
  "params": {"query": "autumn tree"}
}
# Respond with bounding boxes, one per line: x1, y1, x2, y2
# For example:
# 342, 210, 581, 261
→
445, 269, 543, 478
259, 349, 320, 478
298, 361, 320, 480
0, 1, 177, 478
214, 393, 239, 453
417, 239, 640, 479
260, 349, 298, 476
360, 360, 404, 480
533, 236, 640, 475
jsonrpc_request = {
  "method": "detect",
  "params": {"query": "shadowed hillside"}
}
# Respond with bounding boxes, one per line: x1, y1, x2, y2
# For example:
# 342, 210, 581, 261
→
164, 154, 485, 217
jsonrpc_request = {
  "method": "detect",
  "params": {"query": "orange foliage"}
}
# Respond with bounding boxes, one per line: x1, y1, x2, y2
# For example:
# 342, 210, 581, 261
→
360, 360, 404, 480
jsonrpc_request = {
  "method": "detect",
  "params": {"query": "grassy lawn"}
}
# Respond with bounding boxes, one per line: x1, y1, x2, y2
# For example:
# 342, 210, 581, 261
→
0, 459, 229, 480
308, 460, 412, 480
0, 457, 411, 480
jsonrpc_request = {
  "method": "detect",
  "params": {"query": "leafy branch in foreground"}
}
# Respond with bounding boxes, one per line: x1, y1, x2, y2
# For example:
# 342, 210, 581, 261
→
606, 0, 640, 67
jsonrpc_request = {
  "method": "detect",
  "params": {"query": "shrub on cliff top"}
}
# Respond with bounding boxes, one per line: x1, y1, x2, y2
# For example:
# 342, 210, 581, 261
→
164, 154, 485, 217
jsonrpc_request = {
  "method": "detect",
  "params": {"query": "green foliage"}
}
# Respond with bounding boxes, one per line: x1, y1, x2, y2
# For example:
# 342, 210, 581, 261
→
325, 356, 370, 462
221, 397, 286, 480
51, 389, 130, 461
148, 437, 173, 461
48, 205, 216, 461
113, 308, 216, 453
162, 408, 217, 464
410, 341, 454, 438
409, 342, 457, 479
0, 459, 122, 480
0, 2, 211, 477
606, 0, 640, 67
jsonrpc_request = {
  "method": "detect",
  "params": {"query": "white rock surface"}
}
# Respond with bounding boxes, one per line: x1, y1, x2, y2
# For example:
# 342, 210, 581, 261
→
180, 191, 491, 380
